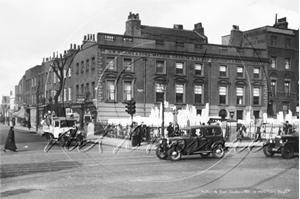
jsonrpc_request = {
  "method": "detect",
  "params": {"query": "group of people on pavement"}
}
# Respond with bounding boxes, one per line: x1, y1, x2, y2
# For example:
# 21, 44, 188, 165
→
166, 122, 181, 137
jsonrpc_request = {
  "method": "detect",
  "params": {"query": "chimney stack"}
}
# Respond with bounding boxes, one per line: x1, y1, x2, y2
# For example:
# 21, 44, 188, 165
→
273, 16, 288, 29
229, 25, 243, 47
194, 22, 205, 36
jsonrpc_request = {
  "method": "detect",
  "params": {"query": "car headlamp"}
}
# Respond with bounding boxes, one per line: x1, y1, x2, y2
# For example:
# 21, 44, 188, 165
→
279, 140, 283, 144
269, 140, 273, 143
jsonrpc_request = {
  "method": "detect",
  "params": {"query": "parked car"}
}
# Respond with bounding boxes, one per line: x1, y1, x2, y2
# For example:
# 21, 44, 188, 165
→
42, 116, 84, 147
156, 125, 226, 161
263, 133, 299, 159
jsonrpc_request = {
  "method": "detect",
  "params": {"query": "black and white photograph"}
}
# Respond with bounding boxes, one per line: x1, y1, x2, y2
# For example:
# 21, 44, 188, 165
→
0, 0, 299, 198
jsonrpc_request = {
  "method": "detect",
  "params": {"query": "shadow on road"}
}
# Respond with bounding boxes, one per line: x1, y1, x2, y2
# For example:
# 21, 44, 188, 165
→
0, 160, 82, 179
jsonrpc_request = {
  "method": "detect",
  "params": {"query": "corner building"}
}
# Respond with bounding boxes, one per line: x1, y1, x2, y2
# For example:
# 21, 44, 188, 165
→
92, 12, 269, 122
222, 16, 299, 118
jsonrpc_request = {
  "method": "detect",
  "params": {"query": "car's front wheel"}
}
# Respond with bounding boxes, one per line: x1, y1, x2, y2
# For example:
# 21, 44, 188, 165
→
212, 144, 225, 158
263, 144, 275, 157
281, 144, 294, 159
156, 147, 168, 160
168, 148, 182, 161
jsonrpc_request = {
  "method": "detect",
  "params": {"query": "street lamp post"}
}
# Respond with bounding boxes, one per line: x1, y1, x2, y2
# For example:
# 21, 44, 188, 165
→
143, 57, 147, 117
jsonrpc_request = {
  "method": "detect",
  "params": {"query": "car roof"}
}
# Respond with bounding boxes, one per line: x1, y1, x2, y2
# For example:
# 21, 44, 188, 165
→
180, 125, 221, 130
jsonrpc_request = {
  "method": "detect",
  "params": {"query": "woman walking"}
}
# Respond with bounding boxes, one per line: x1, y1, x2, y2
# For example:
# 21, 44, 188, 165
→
3, 126, 17, 152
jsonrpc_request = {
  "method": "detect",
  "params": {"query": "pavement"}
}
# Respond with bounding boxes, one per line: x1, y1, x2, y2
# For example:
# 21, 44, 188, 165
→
9, 123, 264, 151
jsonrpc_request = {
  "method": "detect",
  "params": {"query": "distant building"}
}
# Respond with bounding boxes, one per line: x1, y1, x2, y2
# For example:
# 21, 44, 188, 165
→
222, 15, 299, 118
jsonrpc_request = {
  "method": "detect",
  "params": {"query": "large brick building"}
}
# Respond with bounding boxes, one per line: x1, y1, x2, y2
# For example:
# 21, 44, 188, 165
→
91, 12, 268, 122
16, 12, 272, 126
222, 16, 299, 118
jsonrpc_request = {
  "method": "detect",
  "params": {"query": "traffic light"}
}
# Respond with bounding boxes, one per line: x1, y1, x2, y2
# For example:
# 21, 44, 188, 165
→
125, 98, 136, 116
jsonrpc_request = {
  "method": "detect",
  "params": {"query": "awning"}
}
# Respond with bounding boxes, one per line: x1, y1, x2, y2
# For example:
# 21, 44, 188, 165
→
13, 107, 26, 118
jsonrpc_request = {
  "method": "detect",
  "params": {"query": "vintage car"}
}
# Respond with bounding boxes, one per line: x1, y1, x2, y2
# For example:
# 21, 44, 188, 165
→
156, 125, 226, 161
263, 133, 299, 159
42, 116, 84, 147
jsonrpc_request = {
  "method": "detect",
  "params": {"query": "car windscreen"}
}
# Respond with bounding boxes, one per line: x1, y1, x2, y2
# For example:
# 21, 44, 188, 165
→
60, 120, 75, 128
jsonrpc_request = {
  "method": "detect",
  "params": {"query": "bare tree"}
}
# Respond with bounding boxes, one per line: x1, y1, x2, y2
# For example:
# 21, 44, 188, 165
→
50, 52, 78, 105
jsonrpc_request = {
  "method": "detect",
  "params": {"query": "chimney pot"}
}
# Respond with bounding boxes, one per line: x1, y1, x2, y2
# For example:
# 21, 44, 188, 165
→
173, 24, 183, 29
233, 25, 239, 30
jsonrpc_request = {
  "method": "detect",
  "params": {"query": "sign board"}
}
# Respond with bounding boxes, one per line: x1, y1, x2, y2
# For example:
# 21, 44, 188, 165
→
76, 99, 85, 103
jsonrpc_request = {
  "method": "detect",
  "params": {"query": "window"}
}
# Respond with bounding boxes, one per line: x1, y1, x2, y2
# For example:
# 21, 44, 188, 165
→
194, 85, 202, 104
271, 79, 277, 97
253, 67, 260, 79
285, 58, 291, 70
219, 65, 227, 77
237, 110, 243, 120
176, 62, 185, 75
106, 57, 116, 70
253, 88, 260, 105
284, 81, 290, 97
64, 88, 67, 101
271, 57, 276, 68
86, 59, 90, 72
271, 36, 277, 46
68, 67, 71, 77
81, 61, 84, 73
123, 58, 133, 71
195, 63, 202, 76
68, 87, 71, 101
106, 80, 115, 101
105, 35, 115, 41
285, 38, 291, 48
236, 87, 244, 105
176, 42, 184, 47
86, 83, 90, 100
253, 111, 260, 119
91, 82, 95, 99
76, 85, 79, 96
76, 63, 79, 74
123, 81, 133, 101
156, 40, 164, 45
282, 102, 289, 115
80, 84, 84, 96
91, 57, 95, 70
219, 86, 227, 104
155, 83, 164, 102
175, 84, 185, 103
156, 60, 166, 74
237, 66, 244, 78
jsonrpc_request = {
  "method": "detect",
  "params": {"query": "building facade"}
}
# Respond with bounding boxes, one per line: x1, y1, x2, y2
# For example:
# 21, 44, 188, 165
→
93, 12, 268, 122
222, 16, 299, 118
16, 12, 277, 126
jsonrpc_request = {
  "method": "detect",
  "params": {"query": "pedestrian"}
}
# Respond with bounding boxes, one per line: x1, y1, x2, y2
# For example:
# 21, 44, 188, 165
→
173, 123, 180, 136
236, 126, 244, 142
254, 126, 262, 141
167, 122, 174, 137
11, 117, 16, 127
6, 117, 10, 126
137, 122, 145, 146
28, 120, 31, 130
278, 128, 282, 136
283, 121, 291, 135
3, 126, 17, 152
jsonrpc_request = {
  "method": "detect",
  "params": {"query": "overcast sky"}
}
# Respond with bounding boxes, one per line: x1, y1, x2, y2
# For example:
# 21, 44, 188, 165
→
0, 0, 298, 100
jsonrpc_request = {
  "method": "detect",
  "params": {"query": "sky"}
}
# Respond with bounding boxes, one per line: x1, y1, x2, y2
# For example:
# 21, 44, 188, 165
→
0, 0, 299, 99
